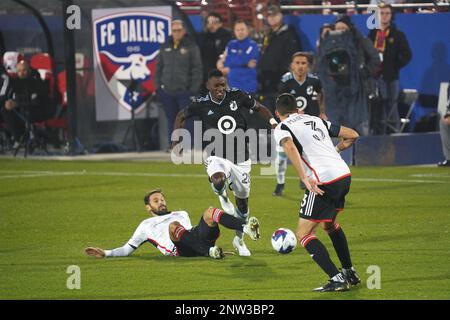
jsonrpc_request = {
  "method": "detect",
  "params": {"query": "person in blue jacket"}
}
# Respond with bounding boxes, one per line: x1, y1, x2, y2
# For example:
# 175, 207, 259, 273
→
217, 20, 260, 94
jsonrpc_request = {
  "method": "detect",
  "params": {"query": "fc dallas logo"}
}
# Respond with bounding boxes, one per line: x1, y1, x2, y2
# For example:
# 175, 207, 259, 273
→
93, 12, 170, 112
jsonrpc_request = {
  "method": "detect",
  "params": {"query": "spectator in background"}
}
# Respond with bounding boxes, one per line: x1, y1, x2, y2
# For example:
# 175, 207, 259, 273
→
438, 87, 450, 167
317, 15, 380, 135
258, 4, 302, 112
368, 3, 412, 134
1, 65, 12, 144
154, 20, 203, 149
0, 60, 48, 147
199, 12, 232, 85
2, 51, 24, 77
217, 20, 260, 94
0, 64, 12, 110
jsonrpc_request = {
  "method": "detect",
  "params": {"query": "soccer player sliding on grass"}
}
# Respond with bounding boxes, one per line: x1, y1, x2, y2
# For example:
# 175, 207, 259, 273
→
85, 189, 260, 260
273, 93, 361, 292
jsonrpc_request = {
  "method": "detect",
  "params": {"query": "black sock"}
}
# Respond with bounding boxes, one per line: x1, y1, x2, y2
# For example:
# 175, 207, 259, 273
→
212, 208, 244, 232
327, 224, 352, 269
174, 225, 209, 256
301, 234, 340, 278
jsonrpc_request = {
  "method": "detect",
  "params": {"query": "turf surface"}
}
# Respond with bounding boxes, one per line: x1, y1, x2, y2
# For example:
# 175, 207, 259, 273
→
0, 159, 449, 299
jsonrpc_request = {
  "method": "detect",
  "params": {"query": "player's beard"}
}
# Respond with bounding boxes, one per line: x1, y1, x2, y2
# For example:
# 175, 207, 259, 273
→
152, 205, 169, 216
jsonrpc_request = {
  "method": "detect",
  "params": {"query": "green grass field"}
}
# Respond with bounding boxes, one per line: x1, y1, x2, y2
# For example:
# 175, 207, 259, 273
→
1, 158, 449, 300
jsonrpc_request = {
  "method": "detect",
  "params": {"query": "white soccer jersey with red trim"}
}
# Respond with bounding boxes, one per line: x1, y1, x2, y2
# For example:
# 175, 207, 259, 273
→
274, 113, 351, 183
127, 211, 192, 256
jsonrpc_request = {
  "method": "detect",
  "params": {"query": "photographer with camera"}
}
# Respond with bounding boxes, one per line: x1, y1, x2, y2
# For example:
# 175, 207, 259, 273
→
0, 60, 48, 148
317, 15, 380, 136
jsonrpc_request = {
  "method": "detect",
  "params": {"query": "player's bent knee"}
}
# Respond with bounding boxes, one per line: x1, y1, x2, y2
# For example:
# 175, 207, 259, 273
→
203, 207, 216, 225
169, 222, 181, 239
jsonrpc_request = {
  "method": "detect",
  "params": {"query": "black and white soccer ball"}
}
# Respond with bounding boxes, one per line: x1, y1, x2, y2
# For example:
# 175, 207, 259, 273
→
271, 228, 297, 254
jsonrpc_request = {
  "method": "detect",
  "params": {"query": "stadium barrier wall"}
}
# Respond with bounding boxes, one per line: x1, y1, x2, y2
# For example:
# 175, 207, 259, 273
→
354, 132, 443, 166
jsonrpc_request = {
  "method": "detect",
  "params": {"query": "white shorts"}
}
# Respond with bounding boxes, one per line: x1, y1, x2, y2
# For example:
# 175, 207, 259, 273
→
204, 156, 251, 199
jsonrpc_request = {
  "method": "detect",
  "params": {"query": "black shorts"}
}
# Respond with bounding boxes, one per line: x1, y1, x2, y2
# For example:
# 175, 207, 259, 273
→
299, 176, 351, 223
176, 217, 220, 257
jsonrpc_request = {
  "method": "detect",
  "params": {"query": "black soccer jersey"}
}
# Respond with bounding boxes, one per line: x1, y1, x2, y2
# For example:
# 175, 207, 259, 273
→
184, 88, 257, 163
278, 72, 322, 117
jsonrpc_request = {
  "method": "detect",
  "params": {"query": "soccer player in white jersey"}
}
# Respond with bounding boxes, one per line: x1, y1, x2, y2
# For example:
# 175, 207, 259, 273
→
85, 189, 260, 260
273, 93, 361, 292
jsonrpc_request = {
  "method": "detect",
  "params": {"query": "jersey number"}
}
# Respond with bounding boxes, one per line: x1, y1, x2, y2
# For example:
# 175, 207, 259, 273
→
304, 121, 325, 141
299, 193, 308, 214
241, 173, 250, 185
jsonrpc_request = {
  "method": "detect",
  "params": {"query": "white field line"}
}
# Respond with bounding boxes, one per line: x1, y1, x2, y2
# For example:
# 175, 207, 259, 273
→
410, 173, 450, 178
0, 170, 449, 184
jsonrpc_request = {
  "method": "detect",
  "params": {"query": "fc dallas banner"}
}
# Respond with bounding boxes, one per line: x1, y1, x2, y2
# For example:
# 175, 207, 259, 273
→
92, 6, 171, 121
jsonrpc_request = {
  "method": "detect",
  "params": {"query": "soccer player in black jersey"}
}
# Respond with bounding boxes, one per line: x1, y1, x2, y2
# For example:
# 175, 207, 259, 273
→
172, 69, 275, 256
273, 52, 326, 196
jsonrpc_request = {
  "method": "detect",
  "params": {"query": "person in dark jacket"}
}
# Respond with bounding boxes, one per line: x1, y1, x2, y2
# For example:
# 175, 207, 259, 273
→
199, 12, 232, 85
368, 3, 412, 134
154, 20, 203, 148
1, 60, 48, 147
258, 4, 302, 112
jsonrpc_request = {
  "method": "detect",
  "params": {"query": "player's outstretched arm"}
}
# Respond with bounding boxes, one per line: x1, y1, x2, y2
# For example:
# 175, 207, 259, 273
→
281, 137, 324, 196
85, 247, 106, 258
335, 126, 359, 153
85, 243, 136, 258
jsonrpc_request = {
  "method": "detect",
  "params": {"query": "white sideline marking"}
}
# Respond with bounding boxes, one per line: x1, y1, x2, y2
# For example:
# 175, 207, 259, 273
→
410, 173, 450, 178
0, 170, 449, 184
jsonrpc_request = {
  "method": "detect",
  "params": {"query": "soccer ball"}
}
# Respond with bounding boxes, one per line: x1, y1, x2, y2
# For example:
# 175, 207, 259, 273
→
271, 228, 297, 254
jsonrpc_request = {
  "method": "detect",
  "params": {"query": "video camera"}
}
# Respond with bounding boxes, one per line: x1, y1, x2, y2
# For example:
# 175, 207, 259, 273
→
318, 30, 356, 86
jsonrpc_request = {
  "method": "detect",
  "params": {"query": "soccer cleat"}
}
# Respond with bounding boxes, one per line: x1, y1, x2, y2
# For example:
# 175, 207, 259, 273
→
243, 217, 260, 240
342, 268, 361, 286
313, 279, 350, 292
437, 160, 450, 167
272, 183, 284, 196
209, 246, 225, 259
232, 236, 251, 256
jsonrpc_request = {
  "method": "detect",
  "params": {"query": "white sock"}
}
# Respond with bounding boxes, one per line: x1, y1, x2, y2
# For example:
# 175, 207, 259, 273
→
275, 152, 287, 184
218, 191, 235, 215
234, 207, 249, 240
